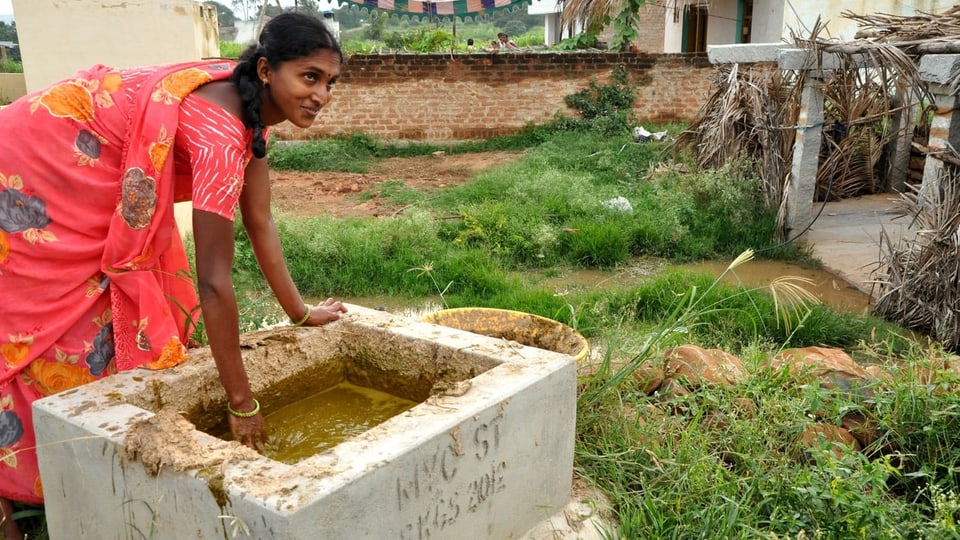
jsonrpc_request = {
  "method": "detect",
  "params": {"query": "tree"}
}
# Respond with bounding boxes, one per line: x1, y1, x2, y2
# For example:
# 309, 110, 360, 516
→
231, 0, 261, 21
0, 21, 17, 43
559, 0, 646, 51
334, 5, 364, 30
364, 10, 388, 41
295, 0, 322, 15
205, 1, 237, 26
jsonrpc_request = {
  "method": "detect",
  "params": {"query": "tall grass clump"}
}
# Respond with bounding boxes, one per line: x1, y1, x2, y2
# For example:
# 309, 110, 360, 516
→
428, 131, 804, 268
631, 159, 807, 261
599, 268, 906, 352
0, 59, 22, 73
232, 210, 514, 301
574, 253, 960, 538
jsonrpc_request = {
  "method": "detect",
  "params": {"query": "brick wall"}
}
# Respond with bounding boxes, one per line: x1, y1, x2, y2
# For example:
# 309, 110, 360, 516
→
599, 3, 667, 53
272, 51, 715, 142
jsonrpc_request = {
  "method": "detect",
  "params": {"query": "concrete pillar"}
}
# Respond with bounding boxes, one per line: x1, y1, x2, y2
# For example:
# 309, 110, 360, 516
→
786, 77, 825, 233
918, 54, 960, 204
544, 13, 561, 46
884, 92, 916, 193
920, 83, 960, 199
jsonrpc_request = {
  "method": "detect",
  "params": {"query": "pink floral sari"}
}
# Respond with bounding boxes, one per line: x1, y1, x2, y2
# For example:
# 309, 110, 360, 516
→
0, 60, 247, 503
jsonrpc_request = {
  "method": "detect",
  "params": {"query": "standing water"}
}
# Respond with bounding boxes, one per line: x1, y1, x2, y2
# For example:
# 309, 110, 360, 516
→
322, 260, 874, 318
261, 382, 417, 464
532, 258, 874, 315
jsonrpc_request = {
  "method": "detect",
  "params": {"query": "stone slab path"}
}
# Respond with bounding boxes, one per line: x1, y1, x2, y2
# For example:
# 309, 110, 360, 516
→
801, 193, 918, 298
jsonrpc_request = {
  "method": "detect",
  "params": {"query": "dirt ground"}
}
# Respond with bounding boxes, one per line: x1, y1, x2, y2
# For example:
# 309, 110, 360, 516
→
269, 151, 522, 219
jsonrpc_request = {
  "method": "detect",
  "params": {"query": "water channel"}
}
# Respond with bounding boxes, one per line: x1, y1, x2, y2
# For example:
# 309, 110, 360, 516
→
332, 257, 875, 319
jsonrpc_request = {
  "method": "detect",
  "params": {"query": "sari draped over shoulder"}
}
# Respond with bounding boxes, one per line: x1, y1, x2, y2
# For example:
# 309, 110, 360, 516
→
0, 60, 243, 503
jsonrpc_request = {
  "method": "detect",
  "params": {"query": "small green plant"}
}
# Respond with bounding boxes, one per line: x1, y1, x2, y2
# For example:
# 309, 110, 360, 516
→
563, 65, 635, 133
409, 262, 452, 308
0, 59, 22, 73
218, 41, 245, 59
358, 179, 425, 207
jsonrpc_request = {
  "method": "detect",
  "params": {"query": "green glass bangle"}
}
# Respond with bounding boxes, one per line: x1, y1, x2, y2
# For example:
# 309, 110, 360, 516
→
291, 305, 311, 327
227, 398, 260, 418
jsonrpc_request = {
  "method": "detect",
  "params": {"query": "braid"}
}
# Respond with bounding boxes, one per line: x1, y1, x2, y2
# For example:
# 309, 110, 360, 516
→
230, 12, 342, 159
231, 47, 268, 159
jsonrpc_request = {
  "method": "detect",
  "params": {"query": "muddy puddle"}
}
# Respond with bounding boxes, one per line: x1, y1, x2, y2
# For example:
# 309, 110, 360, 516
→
527, 258, 873, 316
317, 258, 874, 318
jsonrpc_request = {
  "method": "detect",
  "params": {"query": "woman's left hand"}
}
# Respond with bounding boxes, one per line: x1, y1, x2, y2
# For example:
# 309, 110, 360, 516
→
302, 298, 348, 326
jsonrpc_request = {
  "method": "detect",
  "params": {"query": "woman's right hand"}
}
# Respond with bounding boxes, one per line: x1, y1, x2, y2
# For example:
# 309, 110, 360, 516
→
301, 297, 348, 326
229, 412, 267, 451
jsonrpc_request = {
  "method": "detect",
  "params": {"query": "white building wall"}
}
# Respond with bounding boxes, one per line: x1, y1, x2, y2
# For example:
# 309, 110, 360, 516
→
528, 0, 571, 46
706, 0, 739, 45
782, 0, 956, 41
663, 1, 684, 53
12, 0, 220, 92
662, 0, 740, 53
751, 0, 785, 43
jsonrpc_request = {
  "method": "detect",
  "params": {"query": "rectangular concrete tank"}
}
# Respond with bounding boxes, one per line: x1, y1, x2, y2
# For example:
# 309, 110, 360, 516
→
33, 305, 578, 539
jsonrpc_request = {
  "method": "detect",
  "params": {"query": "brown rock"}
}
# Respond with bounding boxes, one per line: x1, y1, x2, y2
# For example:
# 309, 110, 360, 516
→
731, 397, 757, 418
663, 344, 749, 388
632, 363, 665, 395
864, 364, 894, 384
577, 357, 664, 394
840, 411, 881, 448
771, 346, 868, 391
800, 423, 861, 459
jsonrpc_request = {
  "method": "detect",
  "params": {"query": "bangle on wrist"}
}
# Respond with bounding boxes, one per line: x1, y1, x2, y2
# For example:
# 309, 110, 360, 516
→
227, 398, 260, 418
291, 304, 311, 327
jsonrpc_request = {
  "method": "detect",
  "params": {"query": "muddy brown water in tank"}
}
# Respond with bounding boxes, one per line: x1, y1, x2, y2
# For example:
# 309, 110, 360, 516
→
215, 380, 417, 464
259, 381, 416, 464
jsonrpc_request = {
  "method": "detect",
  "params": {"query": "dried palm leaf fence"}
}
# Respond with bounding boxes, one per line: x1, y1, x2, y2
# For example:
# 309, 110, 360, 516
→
672, 9, 960, 350
850, 7, 960, 349
673, 14, 932, 237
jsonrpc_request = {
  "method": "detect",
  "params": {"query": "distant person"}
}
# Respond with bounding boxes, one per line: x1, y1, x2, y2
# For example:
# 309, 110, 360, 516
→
497, 32, 519, 49
0, 12, 347, 540
487, 40, 501, 53
466, 38, 475, 51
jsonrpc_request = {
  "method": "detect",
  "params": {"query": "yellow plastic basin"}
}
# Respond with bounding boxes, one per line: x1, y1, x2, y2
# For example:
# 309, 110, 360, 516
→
421, 307, 588, 362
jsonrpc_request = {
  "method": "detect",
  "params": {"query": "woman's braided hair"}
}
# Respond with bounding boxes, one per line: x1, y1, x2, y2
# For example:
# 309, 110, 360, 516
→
231, 12, 342, 159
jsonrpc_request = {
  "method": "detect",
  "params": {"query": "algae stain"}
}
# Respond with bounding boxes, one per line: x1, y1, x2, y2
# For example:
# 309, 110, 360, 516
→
197, 467, 230, 509
150, 380, 165, 409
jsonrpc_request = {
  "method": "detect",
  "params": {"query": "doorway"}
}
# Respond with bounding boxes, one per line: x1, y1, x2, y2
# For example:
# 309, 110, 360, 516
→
682, 4, 708, 52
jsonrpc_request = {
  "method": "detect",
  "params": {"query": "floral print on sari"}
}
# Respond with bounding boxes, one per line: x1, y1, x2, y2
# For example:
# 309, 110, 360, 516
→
0, 60, 240, 504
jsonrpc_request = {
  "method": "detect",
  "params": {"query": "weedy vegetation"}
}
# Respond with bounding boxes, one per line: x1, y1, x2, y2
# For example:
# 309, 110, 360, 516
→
13, 59, 960, 540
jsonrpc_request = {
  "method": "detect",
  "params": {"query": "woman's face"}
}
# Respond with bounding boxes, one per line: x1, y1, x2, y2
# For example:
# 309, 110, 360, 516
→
257, 49, 342, 128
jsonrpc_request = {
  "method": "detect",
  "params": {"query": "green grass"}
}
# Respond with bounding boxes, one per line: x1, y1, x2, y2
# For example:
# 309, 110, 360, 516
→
218, 41, 245, 59
0, 59, 22, 73
240, 126, 958, 539
17, 123, 955, 538
575, 339, 960, 539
